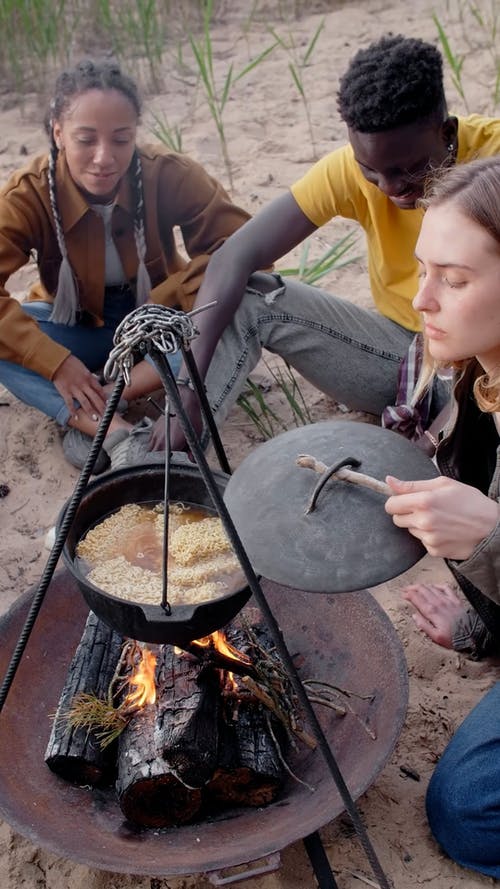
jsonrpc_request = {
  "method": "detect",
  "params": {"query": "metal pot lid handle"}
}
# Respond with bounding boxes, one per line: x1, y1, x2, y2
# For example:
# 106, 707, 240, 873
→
299, 455, 390, 514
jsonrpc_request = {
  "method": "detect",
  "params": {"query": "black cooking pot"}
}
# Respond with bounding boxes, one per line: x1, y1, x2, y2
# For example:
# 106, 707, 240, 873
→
61, 463, 251, 646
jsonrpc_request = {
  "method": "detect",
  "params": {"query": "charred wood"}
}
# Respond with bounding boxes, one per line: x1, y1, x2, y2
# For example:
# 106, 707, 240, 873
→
207, 701, 285, 807
44, 611, 123, 787
156, 645, 220, 788
116, 700, 202, 828
49, 608, 293, 825
206, 616, 287, 807
116, 645, 219, 827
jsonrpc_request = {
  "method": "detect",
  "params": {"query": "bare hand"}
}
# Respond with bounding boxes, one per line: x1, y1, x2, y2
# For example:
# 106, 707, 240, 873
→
149, 390, 203, 453
402, 582, 465, 648
53, 355, 106, 420
385, 475, 499, 560
150, 415, 167, 452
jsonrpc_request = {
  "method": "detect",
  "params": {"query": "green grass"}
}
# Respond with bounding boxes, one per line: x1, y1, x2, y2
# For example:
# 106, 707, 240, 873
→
187, 0, 277, 189
433, 11, 470, 110
268, 18, 325, 158
0, 0, 75, 92
237, 359, 314, 440
434, 1, 500, 112
278, 231, 360, 285
148, 109, 184, 153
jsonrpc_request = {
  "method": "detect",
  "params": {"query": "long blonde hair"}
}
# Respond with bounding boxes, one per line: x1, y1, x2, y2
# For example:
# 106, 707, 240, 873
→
412, 156, 500, 412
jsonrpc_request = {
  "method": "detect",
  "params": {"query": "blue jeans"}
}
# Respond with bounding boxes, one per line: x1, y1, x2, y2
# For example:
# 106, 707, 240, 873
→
204, 272, 448, 425
426, 679, 500, 878
0, 294, 181, 426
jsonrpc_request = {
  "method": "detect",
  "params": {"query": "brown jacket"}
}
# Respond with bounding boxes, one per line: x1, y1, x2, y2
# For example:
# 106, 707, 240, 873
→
0, 145, 250, 379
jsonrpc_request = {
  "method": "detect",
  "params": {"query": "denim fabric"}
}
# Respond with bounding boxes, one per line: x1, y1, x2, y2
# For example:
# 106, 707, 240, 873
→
0, 294, 181, 425
426, 679, 500, 878
204, 272, 423, 426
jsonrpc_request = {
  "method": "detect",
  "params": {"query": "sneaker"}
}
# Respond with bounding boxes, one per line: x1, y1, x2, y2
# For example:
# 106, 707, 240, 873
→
62, 429, 110, 475
108, 417, 154, 471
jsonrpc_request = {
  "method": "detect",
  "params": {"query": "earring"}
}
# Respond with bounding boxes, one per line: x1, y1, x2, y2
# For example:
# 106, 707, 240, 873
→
448, 143, 455, 152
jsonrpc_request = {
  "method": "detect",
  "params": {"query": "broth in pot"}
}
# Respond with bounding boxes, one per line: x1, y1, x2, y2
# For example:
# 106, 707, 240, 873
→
76, 503, 245, 607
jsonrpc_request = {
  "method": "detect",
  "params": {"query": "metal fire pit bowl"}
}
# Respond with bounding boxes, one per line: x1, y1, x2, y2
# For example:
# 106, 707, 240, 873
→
60, 463, 251, 646
0, 569, 408, 879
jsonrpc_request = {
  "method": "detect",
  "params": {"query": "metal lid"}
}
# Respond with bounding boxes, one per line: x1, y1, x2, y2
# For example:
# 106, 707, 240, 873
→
224, 420, 438, 592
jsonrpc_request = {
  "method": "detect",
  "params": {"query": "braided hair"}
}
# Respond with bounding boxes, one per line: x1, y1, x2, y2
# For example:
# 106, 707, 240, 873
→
337, 34, 447, 133
130, 149, 150, 308
45, 59, 151, 324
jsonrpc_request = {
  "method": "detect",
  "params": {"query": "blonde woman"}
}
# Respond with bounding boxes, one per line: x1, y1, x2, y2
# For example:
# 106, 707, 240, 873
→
385, 156, 500, 877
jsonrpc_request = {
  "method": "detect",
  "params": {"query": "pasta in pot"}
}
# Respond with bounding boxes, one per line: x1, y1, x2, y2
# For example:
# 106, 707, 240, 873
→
76, 503, 244, 606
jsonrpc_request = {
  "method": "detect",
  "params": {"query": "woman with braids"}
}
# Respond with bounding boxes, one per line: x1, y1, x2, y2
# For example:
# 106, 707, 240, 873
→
383, 156, 500, 877
0, 59, 249, 472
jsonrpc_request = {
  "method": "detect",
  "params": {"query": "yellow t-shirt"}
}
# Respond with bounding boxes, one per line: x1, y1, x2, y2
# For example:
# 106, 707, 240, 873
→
290, 114, 500, 331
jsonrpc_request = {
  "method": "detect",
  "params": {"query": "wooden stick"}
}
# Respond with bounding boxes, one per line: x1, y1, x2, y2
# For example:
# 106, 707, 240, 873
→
296, 454, 391, 497
349, 871, 381, 889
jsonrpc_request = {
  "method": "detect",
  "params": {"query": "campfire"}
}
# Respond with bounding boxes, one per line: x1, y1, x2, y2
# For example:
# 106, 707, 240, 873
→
0, 309, 414, 887
45, 608, 319, 829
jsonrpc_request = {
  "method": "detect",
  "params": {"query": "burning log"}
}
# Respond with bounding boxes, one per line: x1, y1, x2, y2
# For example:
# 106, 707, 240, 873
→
46, 608, 301, 827
116, 700, 202, 828
207, 701, 285, 807
44, 612, 123, 786
116, 644, 219, 827
156, 645, 220, 786
115, 623, 294, 826
206, 620, 288, 808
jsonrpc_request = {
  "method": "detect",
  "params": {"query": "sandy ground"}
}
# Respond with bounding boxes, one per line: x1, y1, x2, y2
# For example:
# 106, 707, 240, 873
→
1, 0, 499, 886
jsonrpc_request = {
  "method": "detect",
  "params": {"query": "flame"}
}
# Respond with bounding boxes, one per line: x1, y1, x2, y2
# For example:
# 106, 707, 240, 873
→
192, 630, 253, 667
225, 670, 238, 693
124, 647, 157, 708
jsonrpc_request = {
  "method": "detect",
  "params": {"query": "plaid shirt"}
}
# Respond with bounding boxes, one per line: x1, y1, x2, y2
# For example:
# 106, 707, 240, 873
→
383, 338, 499, 660
381, 333, 433, 441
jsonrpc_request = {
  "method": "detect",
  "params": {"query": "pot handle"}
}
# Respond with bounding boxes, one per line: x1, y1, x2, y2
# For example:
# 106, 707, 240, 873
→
206, 851, 281, 885
296, 454, 391, 514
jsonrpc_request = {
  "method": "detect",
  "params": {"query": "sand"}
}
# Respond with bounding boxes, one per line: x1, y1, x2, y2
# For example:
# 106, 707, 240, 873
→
1, 1, 499, 886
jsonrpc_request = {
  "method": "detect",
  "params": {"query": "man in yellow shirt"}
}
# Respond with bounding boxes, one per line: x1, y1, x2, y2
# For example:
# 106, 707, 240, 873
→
290, 113, 500, 332
149, 33, 500, 452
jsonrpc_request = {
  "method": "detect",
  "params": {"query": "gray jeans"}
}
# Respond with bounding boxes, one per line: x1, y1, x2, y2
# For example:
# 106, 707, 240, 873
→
204, 271, 420, 426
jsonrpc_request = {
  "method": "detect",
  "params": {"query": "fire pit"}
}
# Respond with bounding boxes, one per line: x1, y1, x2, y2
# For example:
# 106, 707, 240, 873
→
0, 569, 407, 880
0, 307, 420, 886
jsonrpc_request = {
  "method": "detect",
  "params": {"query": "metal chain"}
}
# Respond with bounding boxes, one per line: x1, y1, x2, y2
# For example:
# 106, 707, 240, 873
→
104, 303, 215, 385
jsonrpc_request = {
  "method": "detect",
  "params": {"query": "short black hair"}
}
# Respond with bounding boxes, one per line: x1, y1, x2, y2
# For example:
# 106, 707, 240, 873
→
337, 34, 446, 133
